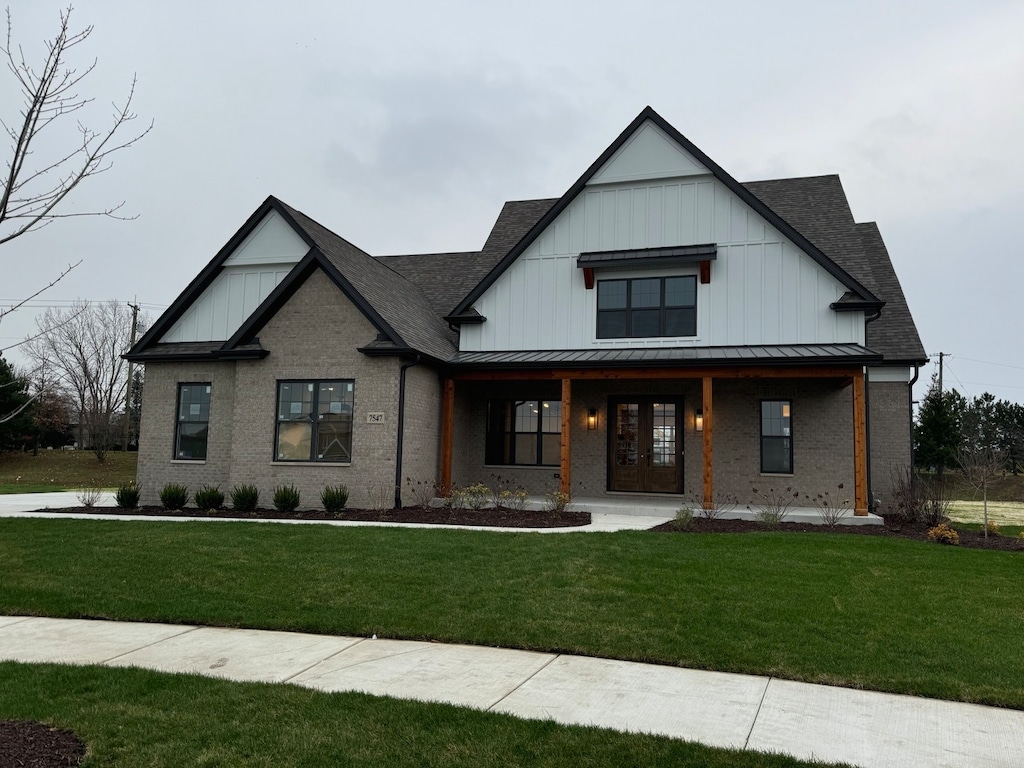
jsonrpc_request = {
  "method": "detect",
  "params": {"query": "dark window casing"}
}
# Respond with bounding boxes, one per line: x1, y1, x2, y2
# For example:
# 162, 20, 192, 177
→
760, 400, 793, 474
275, 380, 354, 462
597, 275, 697, 339
175, 383, 211, 460
485, 399, 561, 466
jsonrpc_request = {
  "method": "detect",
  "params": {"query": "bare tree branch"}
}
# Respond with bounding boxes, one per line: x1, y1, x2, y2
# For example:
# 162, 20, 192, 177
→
0, 6, 152, 246
0, 259, 80, 322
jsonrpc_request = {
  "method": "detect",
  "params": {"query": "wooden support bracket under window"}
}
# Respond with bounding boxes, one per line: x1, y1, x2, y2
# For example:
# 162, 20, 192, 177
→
700, 260, 711, 284
583, 267, 595, 289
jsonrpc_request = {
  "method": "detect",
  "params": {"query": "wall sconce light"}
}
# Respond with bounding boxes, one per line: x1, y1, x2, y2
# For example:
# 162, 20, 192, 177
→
587, 407, 598, 431
695, 409, 704, 432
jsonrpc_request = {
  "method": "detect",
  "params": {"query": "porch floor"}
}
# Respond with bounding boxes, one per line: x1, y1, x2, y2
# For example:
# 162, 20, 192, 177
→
546, 495, 884, 526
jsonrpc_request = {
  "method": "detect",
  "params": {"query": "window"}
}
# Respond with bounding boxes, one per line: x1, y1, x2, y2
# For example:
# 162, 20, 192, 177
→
275, 380, 354, 462
485, 399, 561, 466
597, 276, 697, 338
175, 383, 211, 460
761, 400, 792, 474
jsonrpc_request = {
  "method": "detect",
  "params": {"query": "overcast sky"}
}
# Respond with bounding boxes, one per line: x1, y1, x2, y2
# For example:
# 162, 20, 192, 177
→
1, 0, 1022, 405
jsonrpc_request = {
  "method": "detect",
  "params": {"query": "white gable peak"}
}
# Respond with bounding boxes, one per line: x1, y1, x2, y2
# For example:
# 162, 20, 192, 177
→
589, 120, 708, 185
223, 209, 308, 266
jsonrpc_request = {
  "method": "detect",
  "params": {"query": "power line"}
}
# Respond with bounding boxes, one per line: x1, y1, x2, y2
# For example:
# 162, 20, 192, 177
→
953, 356, 1024, 372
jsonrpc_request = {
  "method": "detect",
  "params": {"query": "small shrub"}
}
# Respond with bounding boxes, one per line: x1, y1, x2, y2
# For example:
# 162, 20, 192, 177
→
749, 486, 799, 527
695, 492, 739, 520
193, 485, 225, 510
273, 484, 301, 514
498, 487, 529, 512
159, 483, 189, 510
809, 485, 850, 528
365, 479, 393, 512
461, 482, 491, 511
405, 477, 435, 508
674, 507, 695, 530
114, 481, 140, 509
76, 486, 103, 508
983, 520, 1001, 537
544, 489, 572, 514
321, 484, 349, 515
230, 484, 260, 512
927, 523, 960, 546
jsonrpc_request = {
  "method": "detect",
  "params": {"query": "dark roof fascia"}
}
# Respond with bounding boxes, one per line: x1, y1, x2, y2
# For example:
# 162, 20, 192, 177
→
451, 107, 880, 316
224, 250, 404, 351
125, 347, 269, 363
831, 299, 885, 313
128, 196, 317, 357
443, 308, 486, 325
870, 358, 929, 367
357, 344, 418, 357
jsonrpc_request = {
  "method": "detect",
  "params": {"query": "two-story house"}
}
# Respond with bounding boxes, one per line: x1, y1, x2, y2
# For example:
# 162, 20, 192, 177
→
126, 107, 926, 516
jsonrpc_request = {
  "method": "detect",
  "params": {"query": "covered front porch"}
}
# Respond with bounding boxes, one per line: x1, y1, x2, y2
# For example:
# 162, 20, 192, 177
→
439, 347, 876, 517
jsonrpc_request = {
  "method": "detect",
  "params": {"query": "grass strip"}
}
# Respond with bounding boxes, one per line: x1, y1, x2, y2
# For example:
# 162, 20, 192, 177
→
0, 662, 842, 767
0, 519, 1021, 708
0, 451, 136, 492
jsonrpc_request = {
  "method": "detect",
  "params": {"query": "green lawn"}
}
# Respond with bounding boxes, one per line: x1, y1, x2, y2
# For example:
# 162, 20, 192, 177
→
0, 519, 1020, 709
0, 663, 842, 768
0, 450, 137, 491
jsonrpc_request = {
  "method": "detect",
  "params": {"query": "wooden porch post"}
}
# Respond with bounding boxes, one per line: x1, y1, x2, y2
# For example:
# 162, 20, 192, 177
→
560, 377, 571, 496
440, 378, 455, 496
702, 376, 713, 509
852, 369, 868, 516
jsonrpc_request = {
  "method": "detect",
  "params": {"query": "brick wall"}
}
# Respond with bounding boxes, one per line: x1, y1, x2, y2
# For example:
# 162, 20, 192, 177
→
867, 380, 912, 508
398, 364, 442, 506
137, 268, 440, 510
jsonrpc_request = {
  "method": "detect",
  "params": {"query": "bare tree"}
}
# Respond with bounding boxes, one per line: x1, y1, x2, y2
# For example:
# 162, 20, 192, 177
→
1, 6, 151, 245
23, 300, 144, 461
957, 443, 1007, 540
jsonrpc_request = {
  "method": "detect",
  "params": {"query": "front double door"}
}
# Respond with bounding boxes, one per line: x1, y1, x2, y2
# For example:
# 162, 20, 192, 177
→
608, 397, 683, 493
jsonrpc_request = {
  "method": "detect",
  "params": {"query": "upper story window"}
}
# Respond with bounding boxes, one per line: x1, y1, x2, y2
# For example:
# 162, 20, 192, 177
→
276, 380, 354, 462
597, 276, 697, 338
175, 383, 211, 460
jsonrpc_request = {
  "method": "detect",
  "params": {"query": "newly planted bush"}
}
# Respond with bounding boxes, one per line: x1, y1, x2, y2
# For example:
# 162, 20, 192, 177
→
76, 486, 103, 508
321, 484, 349, 515
673, 507, 695, 530
114, 481, 140, 509
927, 523, 960, 546
159, 483, 189, 510
273, 484, 301, 514
750, 486, 799, 527
194, 485, 225, 510
230, 484, 260, 512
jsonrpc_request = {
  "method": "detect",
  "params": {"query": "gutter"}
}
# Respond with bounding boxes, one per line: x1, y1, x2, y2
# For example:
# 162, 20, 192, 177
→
394, 356, 421, 509
908, 364, 921, 469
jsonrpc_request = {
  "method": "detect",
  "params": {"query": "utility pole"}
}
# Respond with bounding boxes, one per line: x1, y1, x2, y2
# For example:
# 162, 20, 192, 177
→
122, 301, 140, 451
937, 352, 945, 395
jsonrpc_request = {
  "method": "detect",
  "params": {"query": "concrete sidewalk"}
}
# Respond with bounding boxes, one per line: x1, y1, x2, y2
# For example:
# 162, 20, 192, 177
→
1, 616, 1020, 767
0, 491, 673, 533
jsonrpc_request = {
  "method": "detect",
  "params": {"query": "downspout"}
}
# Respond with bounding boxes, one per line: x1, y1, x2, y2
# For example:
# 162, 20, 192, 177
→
908, 364, 921, 469
864, 309, 882, 512
394, 357, 421, 509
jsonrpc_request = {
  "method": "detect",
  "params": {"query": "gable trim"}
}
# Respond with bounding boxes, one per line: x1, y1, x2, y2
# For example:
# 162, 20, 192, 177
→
451, 107, 882, 317
128, 196, 317, 357
224, 250, 404, 351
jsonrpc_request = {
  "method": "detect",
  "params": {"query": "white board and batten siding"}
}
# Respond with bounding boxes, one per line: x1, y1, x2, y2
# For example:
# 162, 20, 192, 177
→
460, 120, 865, 353
161, 210, 309, 343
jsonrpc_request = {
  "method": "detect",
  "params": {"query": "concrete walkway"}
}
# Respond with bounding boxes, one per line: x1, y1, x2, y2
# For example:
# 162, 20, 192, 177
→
1, 616, 1021, 767
0, 491, 673, 533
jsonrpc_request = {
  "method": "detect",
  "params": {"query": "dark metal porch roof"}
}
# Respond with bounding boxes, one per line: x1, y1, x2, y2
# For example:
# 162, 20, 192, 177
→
448, 343, 881, 369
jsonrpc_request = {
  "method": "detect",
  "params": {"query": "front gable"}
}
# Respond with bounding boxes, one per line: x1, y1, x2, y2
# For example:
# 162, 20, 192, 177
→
457, 110, 871, 353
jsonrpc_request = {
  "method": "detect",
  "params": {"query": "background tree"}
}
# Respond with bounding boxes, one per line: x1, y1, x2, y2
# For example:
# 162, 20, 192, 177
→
0, 355, 33, 450
127, 368, 143, 450
913, 372, 964, 475
958, 404, 1007, 539
30, 376, 73, 451
23, 300, 144, 461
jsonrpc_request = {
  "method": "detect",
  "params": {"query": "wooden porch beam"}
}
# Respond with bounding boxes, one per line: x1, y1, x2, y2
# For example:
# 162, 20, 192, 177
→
560, 378, 571, 496
702, 376, 713, 509
852, 369, 868, 516
440, 378, 455, 496
449, 365, 863, 382
565, 378, 573, 499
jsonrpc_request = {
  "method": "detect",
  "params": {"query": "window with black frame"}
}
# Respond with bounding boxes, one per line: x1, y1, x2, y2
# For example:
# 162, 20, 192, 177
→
175, 383, 211, 460
760, 400, 792, 474
485, 399, 561, 466
597, 275, 697, 338
275, 380, 354, 462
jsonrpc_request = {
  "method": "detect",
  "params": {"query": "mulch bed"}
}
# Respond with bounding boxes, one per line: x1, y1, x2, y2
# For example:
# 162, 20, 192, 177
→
650, 516, 1024, 551
44, 505, 592, 529
0, 720, 85, 767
